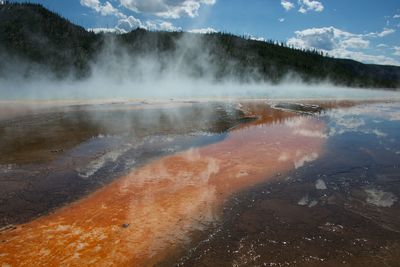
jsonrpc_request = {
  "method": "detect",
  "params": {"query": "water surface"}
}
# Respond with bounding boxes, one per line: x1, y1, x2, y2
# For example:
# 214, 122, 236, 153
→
0, 100, 399, 266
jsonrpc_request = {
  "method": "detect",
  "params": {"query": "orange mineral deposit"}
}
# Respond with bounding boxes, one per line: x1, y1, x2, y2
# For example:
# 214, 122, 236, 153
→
0, 107, 326, 267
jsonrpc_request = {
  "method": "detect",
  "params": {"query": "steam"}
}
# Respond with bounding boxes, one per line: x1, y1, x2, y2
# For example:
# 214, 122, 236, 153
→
1, 32, 400, 101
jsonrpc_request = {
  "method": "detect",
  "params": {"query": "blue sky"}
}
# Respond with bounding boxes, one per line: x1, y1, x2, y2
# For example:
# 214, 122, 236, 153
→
13, 0, 400, 65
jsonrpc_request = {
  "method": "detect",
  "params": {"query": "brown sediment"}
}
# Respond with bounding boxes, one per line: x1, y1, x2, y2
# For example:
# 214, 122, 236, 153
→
0, 99, 199, 121
0, 101, 238, 165
0, 104, 326, 266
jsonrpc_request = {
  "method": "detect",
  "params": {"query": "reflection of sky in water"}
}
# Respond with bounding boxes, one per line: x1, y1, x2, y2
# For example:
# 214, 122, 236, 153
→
1, 101, 400, 266
322, 102, 400, 209
173, 102, 400, 267
326, 103, 400, 156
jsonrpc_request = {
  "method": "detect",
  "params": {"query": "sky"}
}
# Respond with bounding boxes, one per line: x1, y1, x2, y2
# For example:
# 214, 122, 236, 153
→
12, 0, 400, 66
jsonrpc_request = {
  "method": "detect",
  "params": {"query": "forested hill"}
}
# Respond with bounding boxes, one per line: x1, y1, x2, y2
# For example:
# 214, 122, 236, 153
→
1, 2, 400, 89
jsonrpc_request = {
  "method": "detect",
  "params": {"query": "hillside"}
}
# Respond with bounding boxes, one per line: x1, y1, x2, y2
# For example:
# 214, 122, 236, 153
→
0, 2, 400, 89
0, 2, 100, 78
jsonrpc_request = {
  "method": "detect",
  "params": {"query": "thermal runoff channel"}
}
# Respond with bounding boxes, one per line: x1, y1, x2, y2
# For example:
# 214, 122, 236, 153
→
0, 102, 326, 266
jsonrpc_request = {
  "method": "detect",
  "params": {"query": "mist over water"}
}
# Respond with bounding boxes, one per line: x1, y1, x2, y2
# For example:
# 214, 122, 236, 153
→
1, 33, 399, 101
3, 78, 400, 100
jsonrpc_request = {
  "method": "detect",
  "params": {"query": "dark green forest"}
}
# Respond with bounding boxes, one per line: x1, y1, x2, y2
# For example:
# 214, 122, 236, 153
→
1, 2, 400, 89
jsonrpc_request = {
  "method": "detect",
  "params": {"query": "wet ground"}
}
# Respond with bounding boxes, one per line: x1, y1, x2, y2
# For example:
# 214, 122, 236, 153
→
0, 101, 250, 226
0, 99, 399, 266
160, 102, 400, 267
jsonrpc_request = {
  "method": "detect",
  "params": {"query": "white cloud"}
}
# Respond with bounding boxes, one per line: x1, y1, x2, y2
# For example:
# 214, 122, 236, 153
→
88, 27, 126, 34
341, 37, 369, 49
244, 34, 267, 42
117, 16, 143, 31
287, 26, 400, 65
376, 28, 395, 37
153, 21, 182, 31
394, 46, 400, 56
362, 28, 396, 38
80, 0, 125, 18
250, 36, 267, 42
81, 0, 216, 20
281, 0, 323, 13
298, 0, 324, 13
80, 0, 182, 32
288, 27, 343, 50
278, 18, 285, 22
287, 27, 392, 51
394, 14, 400, 19
119, 0, 216, 19
88, 16, 181, 33
116, 16, 182, 32
281, 0, 294, 11
188, 27, 217, 34
331, 49, 400, 66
